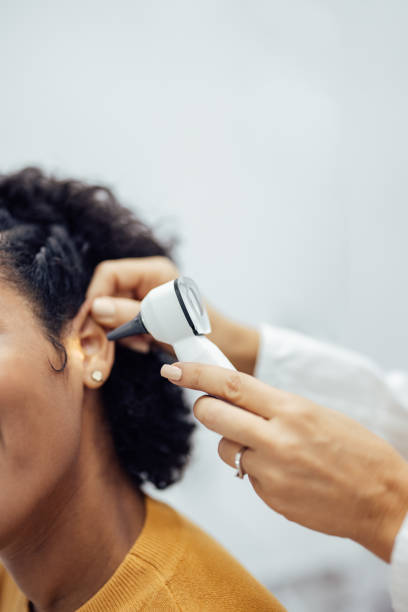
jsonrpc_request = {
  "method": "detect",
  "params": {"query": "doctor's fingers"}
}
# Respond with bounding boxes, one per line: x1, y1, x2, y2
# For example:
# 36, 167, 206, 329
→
90, 296, 151, 353
193, 395, 272, 448
86, 256, 178, 300
170, 362, 286, 419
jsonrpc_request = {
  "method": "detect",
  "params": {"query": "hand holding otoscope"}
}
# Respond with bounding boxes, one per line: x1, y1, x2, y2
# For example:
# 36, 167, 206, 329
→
86, 256, 259, 374
87, 256, 408, 565
106, 275, 235, 370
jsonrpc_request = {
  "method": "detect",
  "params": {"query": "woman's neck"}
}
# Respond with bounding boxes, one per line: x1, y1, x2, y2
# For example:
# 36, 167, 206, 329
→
0, 397, 146, 612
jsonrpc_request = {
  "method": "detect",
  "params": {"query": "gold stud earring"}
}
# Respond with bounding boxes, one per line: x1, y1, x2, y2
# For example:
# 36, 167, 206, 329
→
91, 370, 104, 383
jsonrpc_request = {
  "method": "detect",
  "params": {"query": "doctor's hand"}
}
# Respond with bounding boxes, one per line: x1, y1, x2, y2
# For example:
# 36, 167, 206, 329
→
86, 256, 259, 373
160, 361, 408, 563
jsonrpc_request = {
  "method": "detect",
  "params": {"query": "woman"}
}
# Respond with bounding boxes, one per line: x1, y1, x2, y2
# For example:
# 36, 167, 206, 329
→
0, 168, 284, 612
88, 256, 408, 612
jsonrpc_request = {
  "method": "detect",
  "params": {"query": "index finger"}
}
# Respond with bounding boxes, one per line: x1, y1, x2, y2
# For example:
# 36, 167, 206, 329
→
162, 362, 286, 419
86, 256, 177, 299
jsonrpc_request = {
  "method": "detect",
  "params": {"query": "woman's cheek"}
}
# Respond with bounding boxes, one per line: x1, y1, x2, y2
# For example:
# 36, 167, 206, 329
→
0, 352, 80, 482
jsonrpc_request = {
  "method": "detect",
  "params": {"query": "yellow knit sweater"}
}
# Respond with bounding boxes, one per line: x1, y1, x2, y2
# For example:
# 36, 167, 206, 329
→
0, 496, 285, 611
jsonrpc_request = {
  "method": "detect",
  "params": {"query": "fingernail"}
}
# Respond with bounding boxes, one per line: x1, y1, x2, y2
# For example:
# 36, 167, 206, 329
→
160, 364, 182, 381
92, 297, 115, 319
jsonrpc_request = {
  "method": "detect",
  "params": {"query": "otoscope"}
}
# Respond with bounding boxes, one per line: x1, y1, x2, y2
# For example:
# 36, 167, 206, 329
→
106, 276, 236, 370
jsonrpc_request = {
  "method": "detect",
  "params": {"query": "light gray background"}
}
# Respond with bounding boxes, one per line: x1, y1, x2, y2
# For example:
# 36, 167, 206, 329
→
1, 2, 406, 610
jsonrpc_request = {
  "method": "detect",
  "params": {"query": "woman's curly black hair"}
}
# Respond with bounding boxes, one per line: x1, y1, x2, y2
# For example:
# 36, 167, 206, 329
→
0, 167, 194, 490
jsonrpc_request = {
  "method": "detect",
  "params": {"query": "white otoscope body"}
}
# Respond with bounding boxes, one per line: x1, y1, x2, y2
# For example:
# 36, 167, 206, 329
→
107, 277, 236, 371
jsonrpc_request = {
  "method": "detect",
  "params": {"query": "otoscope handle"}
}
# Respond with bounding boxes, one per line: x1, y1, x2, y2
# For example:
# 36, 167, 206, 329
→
173, 335, 236, 371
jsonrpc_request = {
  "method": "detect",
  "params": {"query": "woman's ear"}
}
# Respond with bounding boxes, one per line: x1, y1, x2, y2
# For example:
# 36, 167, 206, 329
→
71, 298, 115, 389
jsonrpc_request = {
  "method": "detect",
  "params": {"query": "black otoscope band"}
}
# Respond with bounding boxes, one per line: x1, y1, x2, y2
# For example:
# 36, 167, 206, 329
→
174, 278, 199, 336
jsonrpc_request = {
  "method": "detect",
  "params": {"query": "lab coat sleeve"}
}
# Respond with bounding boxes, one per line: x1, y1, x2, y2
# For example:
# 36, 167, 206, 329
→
391, 512, 408, 612
254, 323, 408, 612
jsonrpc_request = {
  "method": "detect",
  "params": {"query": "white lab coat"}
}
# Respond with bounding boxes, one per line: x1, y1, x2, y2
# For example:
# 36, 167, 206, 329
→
254, 324, 408, 612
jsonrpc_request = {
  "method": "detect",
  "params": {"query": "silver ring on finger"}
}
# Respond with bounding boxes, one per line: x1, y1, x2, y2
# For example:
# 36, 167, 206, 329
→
234, 446, 248, 479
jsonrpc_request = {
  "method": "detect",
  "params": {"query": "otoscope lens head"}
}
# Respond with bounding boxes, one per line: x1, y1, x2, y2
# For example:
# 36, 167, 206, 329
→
175, 277, 211, 336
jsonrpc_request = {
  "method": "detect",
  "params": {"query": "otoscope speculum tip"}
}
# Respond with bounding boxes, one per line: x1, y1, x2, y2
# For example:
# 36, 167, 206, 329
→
107, 313, 148, 341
